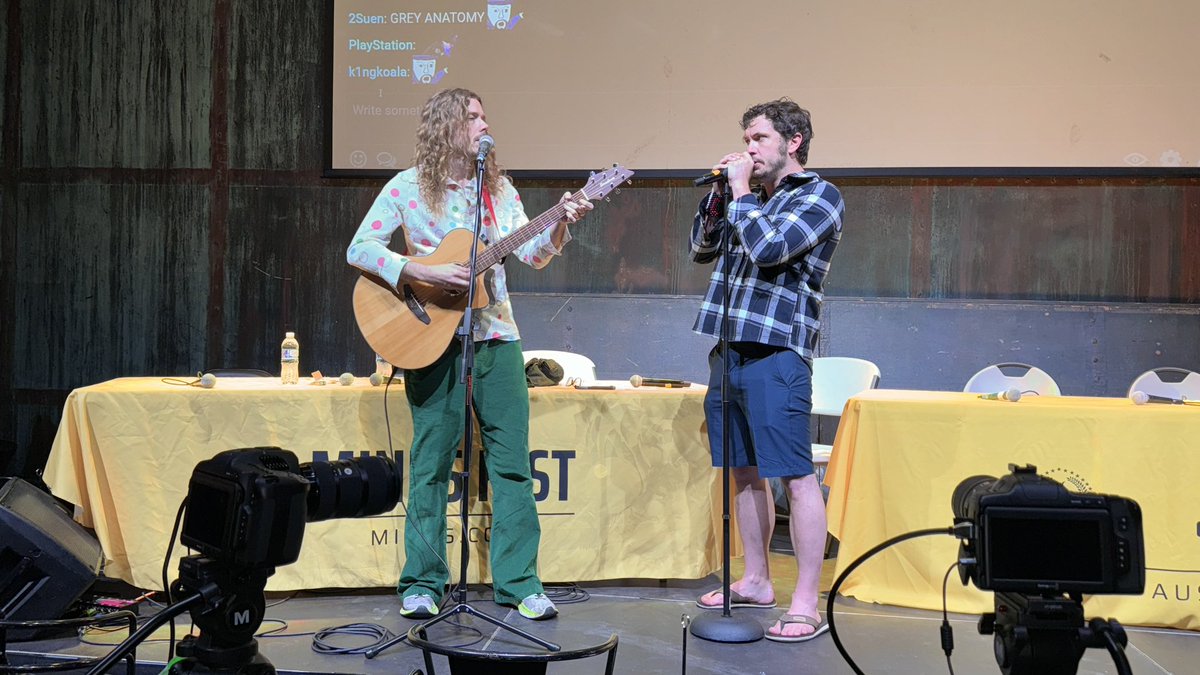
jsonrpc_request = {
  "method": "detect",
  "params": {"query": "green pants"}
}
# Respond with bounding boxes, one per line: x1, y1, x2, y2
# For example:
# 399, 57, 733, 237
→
399, 338, 543, 606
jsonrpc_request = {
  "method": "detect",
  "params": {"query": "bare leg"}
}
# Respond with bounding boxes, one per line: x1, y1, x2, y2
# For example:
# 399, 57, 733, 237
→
698, 466, 777, 607
768, 473, 827, 638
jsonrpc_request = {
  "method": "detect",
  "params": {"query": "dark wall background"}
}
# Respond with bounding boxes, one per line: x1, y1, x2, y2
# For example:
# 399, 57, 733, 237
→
2, 1, 1198, 482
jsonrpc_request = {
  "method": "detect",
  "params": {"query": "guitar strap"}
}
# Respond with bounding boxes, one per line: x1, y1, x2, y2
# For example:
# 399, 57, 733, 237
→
482, 188, 499, 243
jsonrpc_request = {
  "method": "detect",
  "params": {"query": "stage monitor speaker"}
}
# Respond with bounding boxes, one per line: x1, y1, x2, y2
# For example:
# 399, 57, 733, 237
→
0, 477, 103, 639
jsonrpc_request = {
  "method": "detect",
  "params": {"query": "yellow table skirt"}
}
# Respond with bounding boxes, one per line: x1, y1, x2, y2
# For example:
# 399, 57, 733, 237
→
44, 377, 723, 591
824, 389, 1200, 630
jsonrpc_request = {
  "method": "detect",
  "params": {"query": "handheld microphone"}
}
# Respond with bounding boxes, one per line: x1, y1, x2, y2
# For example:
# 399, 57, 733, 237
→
693, 168, 728, 186
1130, 390, 1185, 405
629, 374, 692, 388
475, 134, 494, 164
978, 387, 1021, 402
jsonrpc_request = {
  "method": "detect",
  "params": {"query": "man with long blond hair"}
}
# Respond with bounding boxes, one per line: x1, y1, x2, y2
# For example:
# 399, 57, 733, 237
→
347, 87, 591, 621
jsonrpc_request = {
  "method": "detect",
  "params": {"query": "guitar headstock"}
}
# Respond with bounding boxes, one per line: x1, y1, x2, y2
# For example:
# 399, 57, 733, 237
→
581, 165, 635, 202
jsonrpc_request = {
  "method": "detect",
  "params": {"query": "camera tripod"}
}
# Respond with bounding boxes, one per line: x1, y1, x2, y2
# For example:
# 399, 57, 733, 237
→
85, 556, 276, 675
980, 592, 1130, 675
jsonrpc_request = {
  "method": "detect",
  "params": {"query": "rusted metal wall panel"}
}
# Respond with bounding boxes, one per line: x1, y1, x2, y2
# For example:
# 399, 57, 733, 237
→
228, 1, 324, 171
506, 182, 713, 296
931, 182, 1189, 302
14, 183, 211, 389
221, 184, 376, 375
19, 1, 213, 169
828, 182, 916, 297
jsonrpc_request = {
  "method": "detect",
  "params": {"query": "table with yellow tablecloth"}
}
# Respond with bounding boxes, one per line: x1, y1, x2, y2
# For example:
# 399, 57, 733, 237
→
824, 389, 1200, 630
43, 377, 722, 591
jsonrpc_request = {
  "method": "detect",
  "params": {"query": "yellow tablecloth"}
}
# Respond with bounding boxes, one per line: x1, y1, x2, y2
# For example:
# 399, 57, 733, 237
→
44, 377, 722, 591
824, 389, 1200, 630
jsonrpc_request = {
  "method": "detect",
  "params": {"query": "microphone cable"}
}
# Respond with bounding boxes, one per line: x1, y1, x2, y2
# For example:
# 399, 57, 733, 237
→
826, 527, 956, 674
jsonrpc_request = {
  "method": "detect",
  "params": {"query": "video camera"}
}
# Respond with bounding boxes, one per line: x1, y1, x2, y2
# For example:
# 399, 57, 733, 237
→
952, 463, 1144, 595
181, 447, 401, 570
951, 464, 1145, 675
169, 448, 402, 675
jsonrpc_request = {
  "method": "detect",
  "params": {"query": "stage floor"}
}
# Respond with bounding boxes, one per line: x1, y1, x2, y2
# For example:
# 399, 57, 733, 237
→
6, 572, 1197, 674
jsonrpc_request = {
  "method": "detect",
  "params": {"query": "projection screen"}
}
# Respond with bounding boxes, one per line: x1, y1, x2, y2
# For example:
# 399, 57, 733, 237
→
327, 1, 1200, 175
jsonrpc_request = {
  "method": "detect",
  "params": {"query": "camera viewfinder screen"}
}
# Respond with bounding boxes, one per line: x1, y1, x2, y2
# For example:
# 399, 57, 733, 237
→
183, 479, 236, 551
985, 508, 1106, 585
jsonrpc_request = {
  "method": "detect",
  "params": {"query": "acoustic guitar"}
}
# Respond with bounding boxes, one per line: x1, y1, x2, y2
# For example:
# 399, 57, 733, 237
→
352, 165, 634, 370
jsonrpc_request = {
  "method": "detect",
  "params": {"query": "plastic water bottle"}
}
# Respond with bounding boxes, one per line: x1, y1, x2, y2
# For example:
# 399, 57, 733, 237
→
281, 332, 300, 384
375, 353, 393, 380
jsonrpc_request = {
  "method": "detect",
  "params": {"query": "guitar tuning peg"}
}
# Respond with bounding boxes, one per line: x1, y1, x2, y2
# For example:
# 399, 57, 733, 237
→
605, 196, 611, 202
614, 188, 622, 195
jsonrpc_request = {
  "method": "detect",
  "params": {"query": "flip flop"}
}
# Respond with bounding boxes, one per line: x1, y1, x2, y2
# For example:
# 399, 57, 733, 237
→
695, 588, 777, 610
765, 613, 829, 643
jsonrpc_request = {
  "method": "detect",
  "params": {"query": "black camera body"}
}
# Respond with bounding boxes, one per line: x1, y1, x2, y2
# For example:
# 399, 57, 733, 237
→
953, 464, 1144, 596
180, 447, 401, 570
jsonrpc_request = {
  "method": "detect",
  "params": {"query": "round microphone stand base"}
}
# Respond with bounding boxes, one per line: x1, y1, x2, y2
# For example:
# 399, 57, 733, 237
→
689, 612, 765, 644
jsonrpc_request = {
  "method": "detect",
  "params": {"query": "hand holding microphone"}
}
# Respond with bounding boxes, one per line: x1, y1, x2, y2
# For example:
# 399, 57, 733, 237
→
978, 387, 1022, 402
630, 374, 692, 388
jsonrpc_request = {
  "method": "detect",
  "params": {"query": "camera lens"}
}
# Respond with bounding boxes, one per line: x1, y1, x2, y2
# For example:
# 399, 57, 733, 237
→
300, 455, 402, 522
951, 475, 996, 520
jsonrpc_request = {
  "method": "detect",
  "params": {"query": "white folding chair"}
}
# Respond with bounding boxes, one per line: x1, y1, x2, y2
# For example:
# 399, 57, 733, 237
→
1127, 366, 1200, 401
522, 349, 598, 385
810, 357, 882, 470
964, 362, 1061, 397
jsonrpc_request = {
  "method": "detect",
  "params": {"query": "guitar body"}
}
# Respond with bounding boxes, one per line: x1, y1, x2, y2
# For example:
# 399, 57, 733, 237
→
351, 165, 633, 371
352, 228, 491, 370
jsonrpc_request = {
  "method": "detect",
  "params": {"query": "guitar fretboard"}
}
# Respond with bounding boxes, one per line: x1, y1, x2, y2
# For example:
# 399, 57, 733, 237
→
474, 189, 585, 271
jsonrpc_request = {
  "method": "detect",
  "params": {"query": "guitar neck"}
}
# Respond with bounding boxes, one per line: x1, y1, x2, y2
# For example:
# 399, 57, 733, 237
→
474, 191, 582, 271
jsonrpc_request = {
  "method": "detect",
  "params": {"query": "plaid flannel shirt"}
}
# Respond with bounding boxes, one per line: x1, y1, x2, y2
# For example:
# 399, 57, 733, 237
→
689, 171, 844, 362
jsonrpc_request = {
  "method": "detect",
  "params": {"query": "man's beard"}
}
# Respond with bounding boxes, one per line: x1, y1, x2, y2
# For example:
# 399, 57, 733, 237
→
754, 148, 789, 180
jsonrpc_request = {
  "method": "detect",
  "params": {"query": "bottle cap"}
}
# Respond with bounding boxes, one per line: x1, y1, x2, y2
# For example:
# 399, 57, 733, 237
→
286, 331, 295, 338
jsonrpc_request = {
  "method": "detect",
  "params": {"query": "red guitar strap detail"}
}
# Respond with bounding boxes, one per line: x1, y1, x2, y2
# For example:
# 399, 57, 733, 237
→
482, 188, 499, 242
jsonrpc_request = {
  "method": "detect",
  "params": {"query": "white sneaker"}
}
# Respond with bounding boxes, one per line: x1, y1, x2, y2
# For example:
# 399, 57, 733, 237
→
400, 593, 437, 619
518, 593, 558, 620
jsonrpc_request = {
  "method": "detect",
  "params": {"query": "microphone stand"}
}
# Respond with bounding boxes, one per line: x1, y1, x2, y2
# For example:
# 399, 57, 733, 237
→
412, 151, 559, 652
689, 182, 765, 643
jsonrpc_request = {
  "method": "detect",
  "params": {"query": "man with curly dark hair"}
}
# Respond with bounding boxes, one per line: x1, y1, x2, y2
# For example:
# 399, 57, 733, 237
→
347, 87, 591, 621
690, 98, 844, 643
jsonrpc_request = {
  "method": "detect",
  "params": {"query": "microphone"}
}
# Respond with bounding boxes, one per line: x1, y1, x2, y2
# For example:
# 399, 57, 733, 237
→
630, 374, 692, 388
693, 168, 727, 186
978, 387, 1021, 402
1130, 390, 1185, 405
475, 134, 494, 164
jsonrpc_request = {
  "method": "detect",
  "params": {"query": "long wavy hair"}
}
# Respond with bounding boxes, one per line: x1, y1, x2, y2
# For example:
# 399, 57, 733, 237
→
413, 88, 503, 215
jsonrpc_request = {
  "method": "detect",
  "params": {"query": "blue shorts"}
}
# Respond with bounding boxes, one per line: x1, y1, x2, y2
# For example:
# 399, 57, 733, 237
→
703, 342, 814, 478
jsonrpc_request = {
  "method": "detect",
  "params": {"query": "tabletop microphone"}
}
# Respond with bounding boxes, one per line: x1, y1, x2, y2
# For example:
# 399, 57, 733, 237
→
693, 168, 727, 186
978, 387, 1021, 402
1130, 390, 1185, 405
475, 134, 494, 164
630, 374, 692, 388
